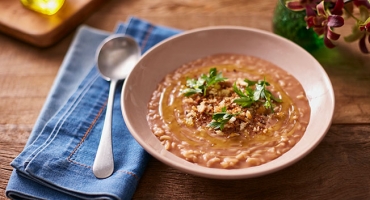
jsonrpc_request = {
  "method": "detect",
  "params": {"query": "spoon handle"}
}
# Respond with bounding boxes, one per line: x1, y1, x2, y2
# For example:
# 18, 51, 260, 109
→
93, 79, 117, 178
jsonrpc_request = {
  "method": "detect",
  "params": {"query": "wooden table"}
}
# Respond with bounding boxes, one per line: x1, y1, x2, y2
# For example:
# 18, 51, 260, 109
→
1, 0, 370, 199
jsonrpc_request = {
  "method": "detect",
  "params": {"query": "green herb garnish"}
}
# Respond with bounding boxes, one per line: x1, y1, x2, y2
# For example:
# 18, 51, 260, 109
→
208, 107, 237, 130
182, 68, 227, 97
233, 78, 282, 111
232, 82, 254, 107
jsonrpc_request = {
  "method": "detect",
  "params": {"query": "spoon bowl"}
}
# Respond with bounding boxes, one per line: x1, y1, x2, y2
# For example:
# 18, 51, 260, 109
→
93, 34, 141, 179
96, 35, 141, 80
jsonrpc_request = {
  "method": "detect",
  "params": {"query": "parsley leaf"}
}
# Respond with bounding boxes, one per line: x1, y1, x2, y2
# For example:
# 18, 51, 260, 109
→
232, 83, 254, 107
182, 78, 205, 97
202, 68, 227, 86
244, 79, 257, 87
208, 107, 236, 130
182, 68, 227, 96
233, 78, 282, 111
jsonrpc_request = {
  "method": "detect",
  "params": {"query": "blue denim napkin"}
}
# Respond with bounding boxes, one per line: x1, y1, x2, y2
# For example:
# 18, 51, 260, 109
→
6, 17, 180, 200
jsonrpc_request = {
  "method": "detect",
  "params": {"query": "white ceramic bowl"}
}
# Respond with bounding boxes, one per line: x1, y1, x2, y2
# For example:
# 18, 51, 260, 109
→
121, 26, 335, 179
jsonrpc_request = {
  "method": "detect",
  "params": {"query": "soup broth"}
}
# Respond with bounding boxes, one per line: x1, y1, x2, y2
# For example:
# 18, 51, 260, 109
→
147, 54, 310, 169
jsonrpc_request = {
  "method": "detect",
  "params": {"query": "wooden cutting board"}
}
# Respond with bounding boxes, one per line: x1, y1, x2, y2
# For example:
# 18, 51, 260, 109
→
0, 0, 106, 47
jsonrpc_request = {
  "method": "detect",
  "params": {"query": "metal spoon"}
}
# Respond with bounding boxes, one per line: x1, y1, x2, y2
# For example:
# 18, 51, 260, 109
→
93, 34, 141, 179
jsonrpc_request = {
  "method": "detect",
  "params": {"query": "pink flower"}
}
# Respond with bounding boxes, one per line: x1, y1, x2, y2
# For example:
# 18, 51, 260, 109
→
344, 2, 370, 53
305, 0, 344, 48
286, 0, 322, 11
353, 0, 370, 9
285, 0, 370, 53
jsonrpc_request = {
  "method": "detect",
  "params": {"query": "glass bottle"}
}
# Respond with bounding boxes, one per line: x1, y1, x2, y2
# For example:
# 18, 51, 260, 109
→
272, 0, 324, 52
20, 0, 65, 15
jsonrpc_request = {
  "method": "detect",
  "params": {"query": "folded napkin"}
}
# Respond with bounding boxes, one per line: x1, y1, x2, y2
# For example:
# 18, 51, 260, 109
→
6, 17, 180, 200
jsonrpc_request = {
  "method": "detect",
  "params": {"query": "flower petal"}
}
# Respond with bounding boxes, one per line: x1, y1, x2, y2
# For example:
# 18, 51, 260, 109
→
286, 1, 305, 11
327, 15, 345, 27
359, 17, 370, 31
316, 1, 326, 15
366, 22, 370, 32
343, 2, 354, 19
354, 0, 370, 9
305, 16, 315, 28
359, 34, 369, 53
305, 5, 316, 17
344, 25, 365, 42
359, 5, 370, 20
314, 15, 328, 26
327, 28, 341, 40
313, 27, 325, 35
331, 0, 344, 15
324, 36, 336, 48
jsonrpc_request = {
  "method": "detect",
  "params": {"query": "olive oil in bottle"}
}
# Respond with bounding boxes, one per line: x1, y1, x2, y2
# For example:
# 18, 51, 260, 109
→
20, 0, 65, 15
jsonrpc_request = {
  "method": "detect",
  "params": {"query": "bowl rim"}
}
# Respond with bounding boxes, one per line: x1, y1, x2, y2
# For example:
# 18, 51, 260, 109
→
121, 25, 335, 179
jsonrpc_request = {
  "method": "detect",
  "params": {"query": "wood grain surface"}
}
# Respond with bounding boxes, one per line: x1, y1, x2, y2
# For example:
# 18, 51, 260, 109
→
0, 0, 106, 47
1, 0, 370, 199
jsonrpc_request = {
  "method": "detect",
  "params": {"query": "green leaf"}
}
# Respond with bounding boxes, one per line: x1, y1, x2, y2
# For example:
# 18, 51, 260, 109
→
182, 88, 202, 97
245, 87, 254, 96
221, 106, 227, 112
208, 121, 223, 130
208, 107, 236, 131
233, 77, 282, 111
244, 79, 257, 86
182, 77, 206, 96
212, 112, 227, 120
182, 68, 227, 97
233, 82, 247, 97
253, 84, 264, 101
266, 90, 282, 103
186, 79, 196, 88
223, 113, 234, 120
233, 98, 254, 107
204, 68, 227, 86
264, 100, 272, 110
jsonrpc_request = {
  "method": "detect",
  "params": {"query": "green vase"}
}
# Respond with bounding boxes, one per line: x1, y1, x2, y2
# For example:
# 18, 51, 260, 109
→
272, 1, 324, 52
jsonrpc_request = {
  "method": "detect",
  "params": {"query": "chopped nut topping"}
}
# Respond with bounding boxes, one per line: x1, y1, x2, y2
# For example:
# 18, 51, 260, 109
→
182, 79, 273, 137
